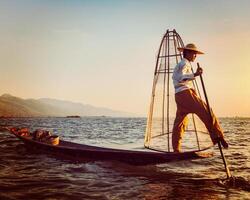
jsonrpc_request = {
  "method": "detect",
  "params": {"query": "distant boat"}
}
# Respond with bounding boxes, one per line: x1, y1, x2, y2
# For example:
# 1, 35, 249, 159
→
66, 115, 81, 118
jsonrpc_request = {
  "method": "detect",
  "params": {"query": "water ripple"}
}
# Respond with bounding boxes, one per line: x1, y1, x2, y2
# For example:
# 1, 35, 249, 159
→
0, 117, 249, 199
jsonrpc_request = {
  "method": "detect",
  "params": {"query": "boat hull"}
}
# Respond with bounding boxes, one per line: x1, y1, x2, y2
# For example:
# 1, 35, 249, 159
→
9, 131, 212, 165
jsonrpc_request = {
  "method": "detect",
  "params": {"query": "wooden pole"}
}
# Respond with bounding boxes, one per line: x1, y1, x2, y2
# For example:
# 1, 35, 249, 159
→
197, 62, 231, 179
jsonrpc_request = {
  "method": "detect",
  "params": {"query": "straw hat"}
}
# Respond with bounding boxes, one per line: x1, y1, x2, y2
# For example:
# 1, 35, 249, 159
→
177, 43, 204, 54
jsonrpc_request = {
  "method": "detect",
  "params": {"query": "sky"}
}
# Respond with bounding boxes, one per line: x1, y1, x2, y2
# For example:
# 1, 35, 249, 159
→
0, 0, 249, 117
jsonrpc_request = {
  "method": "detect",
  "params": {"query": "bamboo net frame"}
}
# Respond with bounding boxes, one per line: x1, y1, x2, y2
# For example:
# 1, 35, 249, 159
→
144, 29, 212, 153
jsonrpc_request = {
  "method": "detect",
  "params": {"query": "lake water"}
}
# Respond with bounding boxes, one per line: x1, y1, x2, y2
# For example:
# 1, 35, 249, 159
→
0, 117, 249, 199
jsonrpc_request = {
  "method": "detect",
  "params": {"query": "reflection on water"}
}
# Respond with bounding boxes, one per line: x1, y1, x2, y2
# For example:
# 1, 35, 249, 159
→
0, 117, 249, 199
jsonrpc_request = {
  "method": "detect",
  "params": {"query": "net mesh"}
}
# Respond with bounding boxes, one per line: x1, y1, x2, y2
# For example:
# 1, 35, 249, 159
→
145, 30, 213, 152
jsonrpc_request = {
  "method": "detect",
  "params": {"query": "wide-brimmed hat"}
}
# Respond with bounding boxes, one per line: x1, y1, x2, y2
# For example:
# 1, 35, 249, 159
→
177, 43, 204, 54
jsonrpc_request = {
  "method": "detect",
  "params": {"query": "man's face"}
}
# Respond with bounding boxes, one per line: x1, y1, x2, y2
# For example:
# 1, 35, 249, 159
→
185, 50, 197, 62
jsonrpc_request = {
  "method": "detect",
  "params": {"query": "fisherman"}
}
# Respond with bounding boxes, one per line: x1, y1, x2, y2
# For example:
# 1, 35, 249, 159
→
172, 43, 228, 152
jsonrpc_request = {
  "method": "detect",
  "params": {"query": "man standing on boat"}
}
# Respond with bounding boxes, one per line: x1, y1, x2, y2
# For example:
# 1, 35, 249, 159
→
172, 43, 228, 152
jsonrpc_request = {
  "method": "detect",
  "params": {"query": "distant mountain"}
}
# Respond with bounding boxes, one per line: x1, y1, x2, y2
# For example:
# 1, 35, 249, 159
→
0, 94, 134, 117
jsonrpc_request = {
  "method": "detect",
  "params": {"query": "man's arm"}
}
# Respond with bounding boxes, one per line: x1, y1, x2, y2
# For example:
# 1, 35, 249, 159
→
194, 66, 203, 77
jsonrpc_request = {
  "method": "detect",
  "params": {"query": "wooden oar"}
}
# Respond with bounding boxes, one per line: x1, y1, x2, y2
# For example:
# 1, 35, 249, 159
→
197, 62, 232, 179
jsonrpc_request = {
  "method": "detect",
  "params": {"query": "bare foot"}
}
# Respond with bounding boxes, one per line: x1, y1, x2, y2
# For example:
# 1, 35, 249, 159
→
220, 138, 229, 149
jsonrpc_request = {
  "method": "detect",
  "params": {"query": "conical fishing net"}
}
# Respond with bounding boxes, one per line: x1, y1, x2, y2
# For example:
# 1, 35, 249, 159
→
145, 30, 213, 152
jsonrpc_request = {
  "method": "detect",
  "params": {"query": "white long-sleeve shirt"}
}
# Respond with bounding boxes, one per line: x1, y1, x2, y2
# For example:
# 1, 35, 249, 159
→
172, 58, 195, 94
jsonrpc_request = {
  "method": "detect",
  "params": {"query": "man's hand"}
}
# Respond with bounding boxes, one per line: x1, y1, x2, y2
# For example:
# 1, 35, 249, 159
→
194, 66, 203, 77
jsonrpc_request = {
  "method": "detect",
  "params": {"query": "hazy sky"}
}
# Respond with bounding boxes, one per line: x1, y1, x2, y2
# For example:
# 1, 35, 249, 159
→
0, 0, 249, 117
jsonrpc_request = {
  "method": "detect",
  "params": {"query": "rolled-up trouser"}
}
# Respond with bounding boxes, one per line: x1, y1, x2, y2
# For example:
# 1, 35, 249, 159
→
172, 89, 224, 152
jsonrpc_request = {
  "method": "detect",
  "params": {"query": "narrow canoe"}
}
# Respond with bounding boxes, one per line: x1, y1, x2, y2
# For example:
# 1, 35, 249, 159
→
7, 130, 212, 165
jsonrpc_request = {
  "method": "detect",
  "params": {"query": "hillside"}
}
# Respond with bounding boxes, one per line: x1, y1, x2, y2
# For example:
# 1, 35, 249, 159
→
0, 94, 133, 117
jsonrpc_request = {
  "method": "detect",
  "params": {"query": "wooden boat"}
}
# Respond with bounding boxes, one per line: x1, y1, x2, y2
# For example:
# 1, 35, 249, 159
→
5, 129, 212, 165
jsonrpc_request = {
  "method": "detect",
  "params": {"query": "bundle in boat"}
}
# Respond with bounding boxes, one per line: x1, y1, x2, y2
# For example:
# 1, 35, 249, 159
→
10, 127, 59, 145
32, 129, 59, 145
145, 29, 213, 153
